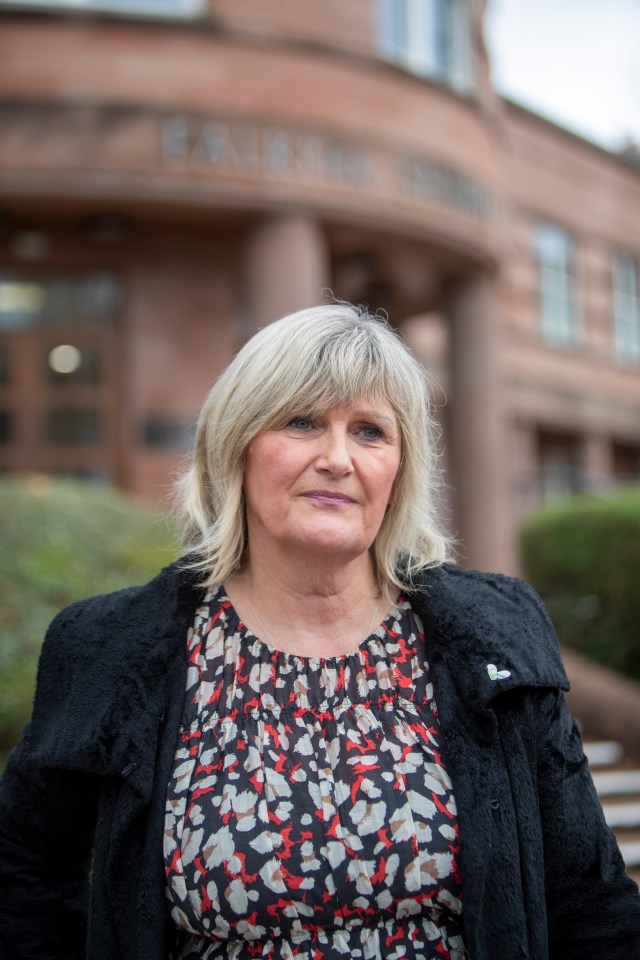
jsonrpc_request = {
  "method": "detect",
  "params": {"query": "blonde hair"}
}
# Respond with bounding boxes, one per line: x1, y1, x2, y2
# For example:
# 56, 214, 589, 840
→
175, 302, 451, 593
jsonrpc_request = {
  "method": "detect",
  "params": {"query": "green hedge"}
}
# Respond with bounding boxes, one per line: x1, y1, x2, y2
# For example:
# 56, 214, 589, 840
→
0, 476, 178, 756
520, 487, 640, 681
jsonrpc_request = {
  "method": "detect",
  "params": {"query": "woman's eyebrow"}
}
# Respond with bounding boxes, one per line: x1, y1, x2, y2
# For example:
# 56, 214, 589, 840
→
352, 410, 396, 424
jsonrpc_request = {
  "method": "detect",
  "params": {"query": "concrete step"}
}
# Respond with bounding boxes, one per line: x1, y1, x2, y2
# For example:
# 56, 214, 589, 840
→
584, 740, 640, 877
584, 740, 625, 768
602, 802, 640, 829
619, 841, 640, 869
591, 769, 640, 797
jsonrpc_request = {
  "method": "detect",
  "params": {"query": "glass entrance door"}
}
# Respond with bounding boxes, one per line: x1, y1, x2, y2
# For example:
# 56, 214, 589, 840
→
0, 271, 123, 483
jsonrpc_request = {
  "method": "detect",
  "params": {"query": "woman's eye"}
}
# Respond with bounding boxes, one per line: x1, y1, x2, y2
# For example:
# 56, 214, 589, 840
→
360, 423, 384, 441
287, 416, 313, 431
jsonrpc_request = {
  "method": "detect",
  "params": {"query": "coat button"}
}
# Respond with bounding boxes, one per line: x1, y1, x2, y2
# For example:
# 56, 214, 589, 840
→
490, 798, 500, 810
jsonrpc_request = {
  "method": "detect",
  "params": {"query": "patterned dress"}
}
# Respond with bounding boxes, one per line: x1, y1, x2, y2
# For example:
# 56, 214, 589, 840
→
164, 588, 468, 960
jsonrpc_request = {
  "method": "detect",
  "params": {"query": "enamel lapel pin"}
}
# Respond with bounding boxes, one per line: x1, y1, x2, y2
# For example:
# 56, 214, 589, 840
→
486, 663, 511, 681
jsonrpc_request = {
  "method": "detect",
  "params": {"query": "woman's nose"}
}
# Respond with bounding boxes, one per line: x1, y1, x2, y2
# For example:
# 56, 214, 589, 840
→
315, 429, 354, 474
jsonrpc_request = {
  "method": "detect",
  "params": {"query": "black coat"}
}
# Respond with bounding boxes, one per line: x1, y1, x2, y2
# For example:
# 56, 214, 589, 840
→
1, 562, 639, 960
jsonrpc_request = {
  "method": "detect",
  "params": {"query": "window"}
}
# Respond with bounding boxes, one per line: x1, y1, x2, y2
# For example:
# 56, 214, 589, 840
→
45, 409, 103, 445
613, 442, 640, 485
0, 344, 8, 385
612, 253, 640, 364
47, 345, 102, 386
0, 412, 9, 444
0, 273, 121, 332
534, 223, 580, 347
141, 415, 196, 450
539, 432, 581, 502
0, 0, 203, 19
376, 0, 473, 93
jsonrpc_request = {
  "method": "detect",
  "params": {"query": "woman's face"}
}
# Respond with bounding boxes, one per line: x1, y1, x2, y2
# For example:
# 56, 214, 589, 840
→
242, 398, 402, 565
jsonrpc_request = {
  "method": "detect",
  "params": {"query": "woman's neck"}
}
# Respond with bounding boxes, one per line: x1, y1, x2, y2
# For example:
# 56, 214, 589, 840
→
225, 550, 388, 658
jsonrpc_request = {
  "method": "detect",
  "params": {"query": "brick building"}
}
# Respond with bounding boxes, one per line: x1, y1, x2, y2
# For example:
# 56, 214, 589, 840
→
0, 0, 639, 574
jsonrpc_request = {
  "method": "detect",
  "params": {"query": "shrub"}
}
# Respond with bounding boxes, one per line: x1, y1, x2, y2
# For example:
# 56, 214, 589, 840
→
0, 475, 177, 756
520, 486, 640, 681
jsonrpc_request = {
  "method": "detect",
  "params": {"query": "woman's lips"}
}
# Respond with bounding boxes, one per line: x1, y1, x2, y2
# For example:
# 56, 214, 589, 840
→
300, 490, 357, 505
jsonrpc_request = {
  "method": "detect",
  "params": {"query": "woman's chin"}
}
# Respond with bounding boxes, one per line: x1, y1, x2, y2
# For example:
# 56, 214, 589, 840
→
286, 529, 373, 561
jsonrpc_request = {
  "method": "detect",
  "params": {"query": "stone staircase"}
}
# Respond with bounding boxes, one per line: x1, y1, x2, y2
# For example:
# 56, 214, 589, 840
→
585, 740, 640, 883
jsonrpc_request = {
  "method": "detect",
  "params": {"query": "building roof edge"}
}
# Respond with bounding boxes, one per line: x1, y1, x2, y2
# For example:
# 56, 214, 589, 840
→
501, 96, 640, 178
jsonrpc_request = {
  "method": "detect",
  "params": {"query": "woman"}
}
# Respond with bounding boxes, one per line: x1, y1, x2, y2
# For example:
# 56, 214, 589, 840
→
0, 303, 638, 960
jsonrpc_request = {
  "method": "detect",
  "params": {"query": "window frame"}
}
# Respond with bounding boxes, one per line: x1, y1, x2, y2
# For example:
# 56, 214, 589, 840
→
612, 252, 640, 366
533, 221, 581, 348
375, 0, 473, 93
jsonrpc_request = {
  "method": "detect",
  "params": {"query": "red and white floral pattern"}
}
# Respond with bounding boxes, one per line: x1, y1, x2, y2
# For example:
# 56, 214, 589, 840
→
164, 588, 468, 960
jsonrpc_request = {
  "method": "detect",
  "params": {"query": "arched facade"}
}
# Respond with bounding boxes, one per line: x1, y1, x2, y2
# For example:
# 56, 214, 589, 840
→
1, 0, 639, 573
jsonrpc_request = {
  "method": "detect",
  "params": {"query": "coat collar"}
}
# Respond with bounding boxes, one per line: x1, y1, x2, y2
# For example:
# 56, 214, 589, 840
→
29, 559, 205, 799
114, 560, 206, 799
408, 563, 569, 711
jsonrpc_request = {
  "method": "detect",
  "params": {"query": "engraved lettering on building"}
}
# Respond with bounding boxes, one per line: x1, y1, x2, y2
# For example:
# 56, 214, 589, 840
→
161, 114, 491, 220
161, 115, 371, 189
